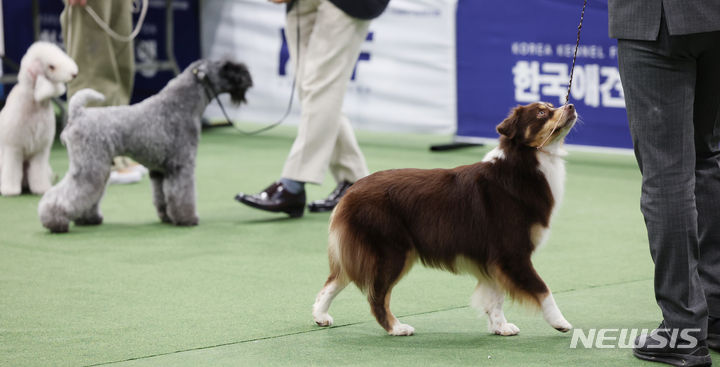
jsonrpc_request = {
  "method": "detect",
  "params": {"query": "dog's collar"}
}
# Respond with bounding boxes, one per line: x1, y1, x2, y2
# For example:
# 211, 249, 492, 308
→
191, 64, 247, 134
537, 146, 568, 157
193, 65, 215, 102
192, 65, 206, 81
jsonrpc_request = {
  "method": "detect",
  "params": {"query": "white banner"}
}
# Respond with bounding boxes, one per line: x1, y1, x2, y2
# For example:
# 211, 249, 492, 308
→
201, 0, 457, 134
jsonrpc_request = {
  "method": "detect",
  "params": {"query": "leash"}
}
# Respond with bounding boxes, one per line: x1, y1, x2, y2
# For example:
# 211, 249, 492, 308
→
197, 68, 297, 136
205, 1, 301, 136
564, 0, 587, 106
66, 0, 299, 136
66, 0, 148, 52
537, 0, 587, 150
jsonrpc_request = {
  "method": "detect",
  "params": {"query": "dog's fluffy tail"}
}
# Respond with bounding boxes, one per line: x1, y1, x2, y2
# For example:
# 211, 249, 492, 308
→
68, 88, 105, 118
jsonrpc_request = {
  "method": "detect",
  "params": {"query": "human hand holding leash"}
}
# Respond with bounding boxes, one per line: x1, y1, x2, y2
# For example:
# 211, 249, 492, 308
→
68, 0, 87, 6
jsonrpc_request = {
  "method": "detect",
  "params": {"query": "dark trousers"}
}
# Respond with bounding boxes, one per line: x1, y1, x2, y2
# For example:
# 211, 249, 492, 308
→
617, 17, 720, 337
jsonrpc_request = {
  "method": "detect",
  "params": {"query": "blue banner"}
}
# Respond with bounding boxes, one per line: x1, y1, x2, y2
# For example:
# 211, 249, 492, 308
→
1, 0, 200, 103
131, 0, 200, 103
1, 2, 36, 83
456, 0, 631, 149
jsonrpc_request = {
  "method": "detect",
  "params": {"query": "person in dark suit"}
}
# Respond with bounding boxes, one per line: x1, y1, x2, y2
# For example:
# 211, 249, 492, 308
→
235, 0, 390, 218
609, 1, 720, 366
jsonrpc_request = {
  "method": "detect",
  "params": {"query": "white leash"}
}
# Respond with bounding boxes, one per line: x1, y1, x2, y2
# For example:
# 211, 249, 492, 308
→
66, 0, 149, 51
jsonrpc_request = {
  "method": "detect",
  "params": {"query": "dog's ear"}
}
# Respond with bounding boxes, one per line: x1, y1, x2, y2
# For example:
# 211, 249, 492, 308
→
34, 75, 66, 101
25, 59, 44, 81
497, 107, 521, 138
34, 75, 55, 101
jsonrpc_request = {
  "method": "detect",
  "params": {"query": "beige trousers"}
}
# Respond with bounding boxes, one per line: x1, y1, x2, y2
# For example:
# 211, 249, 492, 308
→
281, 0, 370, 185
61, 0, 135, 107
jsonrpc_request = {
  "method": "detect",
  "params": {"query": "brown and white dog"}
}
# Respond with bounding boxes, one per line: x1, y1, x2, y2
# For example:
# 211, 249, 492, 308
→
312, 102, 577, 336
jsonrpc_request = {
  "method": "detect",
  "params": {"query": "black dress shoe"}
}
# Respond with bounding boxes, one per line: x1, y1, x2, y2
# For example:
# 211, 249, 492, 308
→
235, 181, 306, 218
308, 181, 353, 213
708, 334, 720, 352
633, 323, 711, 367
707, 317, 720, 352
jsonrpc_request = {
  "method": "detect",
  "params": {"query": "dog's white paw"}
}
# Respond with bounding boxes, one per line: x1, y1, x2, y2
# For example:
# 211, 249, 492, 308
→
0, 186, 21, 196
313, 313, 334, 327
30, 187, 49, 195
389, 323, 415, 336
30, 183, 51, 195
492, 322, 520, 336
552, 319, 572, 333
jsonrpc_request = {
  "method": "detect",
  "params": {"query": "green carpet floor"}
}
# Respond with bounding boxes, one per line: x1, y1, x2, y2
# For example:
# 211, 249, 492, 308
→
0, 125, 700, 366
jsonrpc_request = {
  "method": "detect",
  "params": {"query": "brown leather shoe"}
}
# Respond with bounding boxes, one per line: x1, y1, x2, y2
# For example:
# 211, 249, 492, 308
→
235, 181, 306, 218
308, 181, 353, 213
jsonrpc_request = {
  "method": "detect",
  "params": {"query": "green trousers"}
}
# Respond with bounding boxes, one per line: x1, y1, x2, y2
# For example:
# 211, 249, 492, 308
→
61, 0, 135, 106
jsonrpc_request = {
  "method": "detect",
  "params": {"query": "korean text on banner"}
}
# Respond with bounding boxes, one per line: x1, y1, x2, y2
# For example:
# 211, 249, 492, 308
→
456, 0, 631, 149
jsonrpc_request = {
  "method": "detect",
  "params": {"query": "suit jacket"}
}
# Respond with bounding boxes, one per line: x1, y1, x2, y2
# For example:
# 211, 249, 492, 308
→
288, 0, 390, 20
608, 0, 720, 40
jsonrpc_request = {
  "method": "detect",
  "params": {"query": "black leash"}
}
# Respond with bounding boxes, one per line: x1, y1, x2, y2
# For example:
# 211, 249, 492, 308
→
205, 1, 301, 136
565, 0, 587, 105
204, 74, 296, 136
536, 0, 587, 150
205, 0, 587, 137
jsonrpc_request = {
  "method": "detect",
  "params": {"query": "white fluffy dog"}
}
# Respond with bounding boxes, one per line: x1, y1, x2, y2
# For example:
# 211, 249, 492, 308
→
0, 41, 78, 196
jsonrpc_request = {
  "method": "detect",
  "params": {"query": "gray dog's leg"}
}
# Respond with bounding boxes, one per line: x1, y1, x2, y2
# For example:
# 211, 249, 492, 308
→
39, 187, 71, 233
150, 171, 171, 223
74, 201, 103, 226
40, 159, 110, 232
71, 160, 110, 226
163, 166, 198, 226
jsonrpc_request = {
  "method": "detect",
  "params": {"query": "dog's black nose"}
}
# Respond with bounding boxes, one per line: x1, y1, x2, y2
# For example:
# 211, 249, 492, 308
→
566, 104, 575, 111
71, 73, 78, 79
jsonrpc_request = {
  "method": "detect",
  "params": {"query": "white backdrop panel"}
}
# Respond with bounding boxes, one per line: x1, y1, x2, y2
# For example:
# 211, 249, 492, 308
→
201, 0, 457, 134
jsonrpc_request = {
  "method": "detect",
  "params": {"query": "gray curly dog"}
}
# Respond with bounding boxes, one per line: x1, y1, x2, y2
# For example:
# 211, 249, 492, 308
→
38, 59, 252, 233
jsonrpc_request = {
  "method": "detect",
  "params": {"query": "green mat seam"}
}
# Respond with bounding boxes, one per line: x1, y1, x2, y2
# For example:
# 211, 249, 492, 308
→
86, 277, 653, 366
